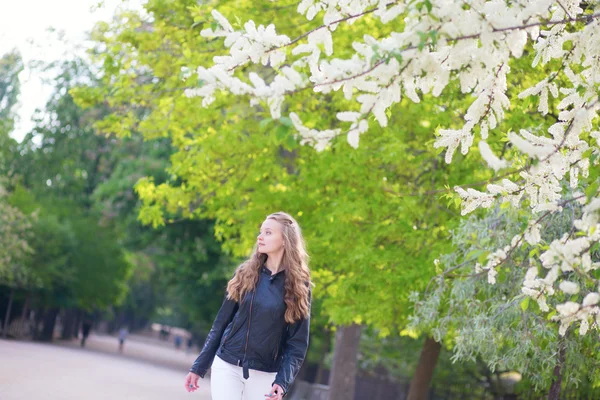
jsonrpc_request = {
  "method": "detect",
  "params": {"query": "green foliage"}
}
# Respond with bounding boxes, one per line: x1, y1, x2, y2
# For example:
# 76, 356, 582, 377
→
0, 196, 33, 287
17, 58, 115, 209
72, 0, 499, 337
85, 128, 233, 329
0, 50, 33, 289
360, 329, 505, 398
8, 188, 132, 311
410, 204, 600, 394
0, 49, 22, 140
68, 212, 133, 309
8, 57, 134, 314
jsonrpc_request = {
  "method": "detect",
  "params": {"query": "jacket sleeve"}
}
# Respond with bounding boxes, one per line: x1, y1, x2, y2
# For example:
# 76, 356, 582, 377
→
189, 293, 238, 378
273, 288, 311, 395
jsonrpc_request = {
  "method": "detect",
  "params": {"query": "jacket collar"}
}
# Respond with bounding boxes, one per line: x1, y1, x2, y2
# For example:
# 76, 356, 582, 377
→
261, 264, 285, 278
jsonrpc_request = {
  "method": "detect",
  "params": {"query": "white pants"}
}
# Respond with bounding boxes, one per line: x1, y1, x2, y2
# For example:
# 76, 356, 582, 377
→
210, 355, 278, 400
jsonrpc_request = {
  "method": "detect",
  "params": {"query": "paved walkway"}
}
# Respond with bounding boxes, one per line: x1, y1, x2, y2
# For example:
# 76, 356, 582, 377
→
57, 332, 201, 371
0, 335, 211, 400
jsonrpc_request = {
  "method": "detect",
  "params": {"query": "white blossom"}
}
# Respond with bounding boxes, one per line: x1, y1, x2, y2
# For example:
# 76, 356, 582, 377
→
454, 186, 495, 215
186, 0, 600, 337
579, 318, 589, 335
537, 295, 550, 312
308, 28, 334, 56
559, 281, 579, 295
478, 141, 509, 171
583, 292, 600, 307
524, 222, 542, 245
290, 112, 341, 151
507, 130, 554, 159
557, 301, 580, 317
487, 266, 498, 285
523, 266, 538, 286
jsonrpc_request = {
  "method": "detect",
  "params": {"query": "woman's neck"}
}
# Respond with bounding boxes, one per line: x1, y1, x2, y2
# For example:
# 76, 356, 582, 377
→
265, 252, 283, 274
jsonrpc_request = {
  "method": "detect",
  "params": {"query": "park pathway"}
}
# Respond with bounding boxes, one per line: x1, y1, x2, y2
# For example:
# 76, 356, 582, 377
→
0, 335, 211, 400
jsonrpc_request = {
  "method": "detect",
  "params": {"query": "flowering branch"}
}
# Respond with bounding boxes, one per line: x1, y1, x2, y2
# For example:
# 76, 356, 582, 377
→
188, 0, 600, 337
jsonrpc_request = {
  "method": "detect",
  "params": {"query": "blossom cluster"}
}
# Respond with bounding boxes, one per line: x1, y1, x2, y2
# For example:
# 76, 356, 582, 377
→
187, 0, 600, 335
528, 199, 600, 335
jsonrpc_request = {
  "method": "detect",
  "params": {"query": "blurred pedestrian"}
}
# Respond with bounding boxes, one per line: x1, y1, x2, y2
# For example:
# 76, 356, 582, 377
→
174, 334, 182, 349
80, 318, 92, 348
160, 325, 169, 340
184, 212, 312, 400
118, 326, 128, 353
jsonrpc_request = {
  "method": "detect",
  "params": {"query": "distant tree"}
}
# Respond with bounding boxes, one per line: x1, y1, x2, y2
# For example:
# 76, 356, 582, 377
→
0, 50, 35, 338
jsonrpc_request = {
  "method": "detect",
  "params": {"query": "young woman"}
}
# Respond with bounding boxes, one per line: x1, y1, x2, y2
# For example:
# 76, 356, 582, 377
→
184, 212, 312, 400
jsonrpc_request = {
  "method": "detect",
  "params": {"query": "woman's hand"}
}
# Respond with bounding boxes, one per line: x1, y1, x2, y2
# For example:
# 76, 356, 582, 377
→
265, 383, 285, 399
184, 372, 200, 392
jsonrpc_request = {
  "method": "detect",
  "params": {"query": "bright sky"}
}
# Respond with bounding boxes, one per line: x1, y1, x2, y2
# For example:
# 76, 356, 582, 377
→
0, 0, 141, 142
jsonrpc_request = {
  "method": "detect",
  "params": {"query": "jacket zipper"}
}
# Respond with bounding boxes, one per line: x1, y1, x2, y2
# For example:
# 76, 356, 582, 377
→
241, 290, 256, 366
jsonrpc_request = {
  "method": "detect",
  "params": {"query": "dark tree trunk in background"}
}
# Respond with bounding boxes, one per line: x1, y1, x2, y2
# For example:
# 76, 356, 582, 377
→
408, 336, 442, 400
61, 308, 78, 340
40, 307, 59, 342
33, 307, 43, 340
328, 324, 362, 400
2, 288, 14, 339
20, 295, 29, 319
74, 310, 83, 339
315, 329, 331, 384
548, 340, 566, 400
295, 358, 310, 382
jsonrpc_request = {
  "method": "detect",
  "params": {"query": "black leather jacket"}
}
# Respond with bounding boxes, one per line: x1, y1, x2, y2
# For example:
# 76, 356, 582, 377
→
189, 265, 311, 395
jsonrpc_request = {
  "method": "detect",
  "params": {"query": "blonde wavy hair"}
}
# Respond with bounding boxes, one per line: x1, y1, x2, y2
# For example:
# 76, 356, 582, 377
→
226, 212, 311, 323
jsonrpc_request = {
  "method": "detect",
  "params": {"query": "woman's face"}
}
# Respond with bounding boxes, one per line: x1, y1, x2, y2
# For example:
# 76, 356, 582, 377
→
257, 218, 285, 254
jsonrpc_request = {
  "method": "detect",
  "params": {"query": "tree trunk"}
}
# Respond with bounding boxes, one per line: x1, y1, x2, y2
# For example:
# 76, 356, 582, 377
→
20, 294, 29, 319
33, 307, 43, 340
548, 340, 566, 400
407, 336, 442, 400
315, 330, 331, 384
61, 308, 78, 340
295, 358, 310, 382
2, 288, 14, 339
74, 310, 83, 339
328, 324, 362, 400
40, 307, 59, 342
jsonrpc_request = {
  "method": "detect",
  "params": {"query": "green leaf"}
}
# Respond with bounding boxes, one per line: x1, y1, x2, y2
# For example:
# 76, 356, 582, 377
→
585, 179, 599, 201
477, 251, 490, 264
286, 134, 298, 150
528, 247, 539, 258
391, 52, 403, 64
521, 296, 530, 311
429, 30, 438, 47
259, 118, 273, 130
276, 124, 290, 141
466, 249, 484, 260
424, 0, 433, 12
279, 116, 293, 127
417, 32, 427, 51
